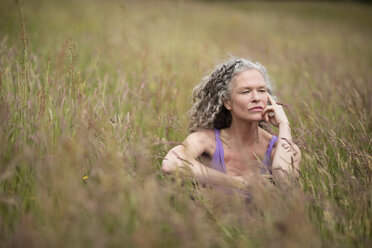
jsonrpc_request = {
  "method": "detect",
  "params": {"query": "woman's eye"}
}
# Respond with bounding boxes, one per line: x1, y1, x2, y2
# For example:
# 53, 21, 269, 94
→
242, 91, 250, 94
259, 89, 267, 93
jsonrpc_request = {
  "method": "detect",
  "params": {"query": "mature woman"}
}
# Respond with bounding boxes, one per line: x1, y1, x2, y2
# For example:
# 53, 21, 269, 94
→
162, 58, 301, 190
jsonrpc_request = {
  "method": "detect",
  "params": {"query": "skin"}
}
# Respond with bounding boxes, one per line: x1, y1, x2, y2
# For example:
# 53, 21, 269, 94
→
162, 69, 301, 190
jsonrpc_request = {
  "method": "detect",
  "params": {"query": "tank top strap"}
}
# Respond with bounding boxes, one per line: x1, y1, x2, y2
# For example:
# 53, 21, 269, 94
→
261, 135, 278, 174
211, 129, 227, 173
266, 135, 278, 158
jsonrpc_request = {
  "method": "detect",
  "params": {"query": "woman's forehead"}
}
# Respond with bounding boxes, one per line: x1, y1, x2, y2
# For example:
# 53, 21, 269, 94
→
232, 69, 266, 88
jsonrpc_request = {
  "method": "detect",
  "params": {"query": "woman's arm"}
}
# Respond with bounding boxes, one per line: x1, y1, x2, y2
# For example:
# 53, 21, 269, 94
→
162, 131, 251, 190
271, 123, 301, 180
263, 94, 301, 181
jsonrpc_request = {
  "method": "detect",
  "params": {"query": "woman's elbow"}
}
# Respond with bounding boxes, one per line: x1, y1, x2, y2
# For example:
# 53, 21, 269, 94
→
161, 145, 184, 174
291, 145, 301, 178
162, 158, 176, 174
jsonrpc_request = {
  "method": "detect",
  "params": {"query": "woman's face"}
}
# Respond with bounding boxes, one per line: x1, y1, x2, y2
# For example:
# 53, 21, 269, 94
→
224, 69, 268, 122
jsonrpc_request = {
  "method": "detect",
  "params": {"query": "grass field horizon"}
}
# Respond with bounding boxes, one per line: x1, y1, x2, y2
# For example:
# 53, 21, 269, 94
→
0, 0, 371, 247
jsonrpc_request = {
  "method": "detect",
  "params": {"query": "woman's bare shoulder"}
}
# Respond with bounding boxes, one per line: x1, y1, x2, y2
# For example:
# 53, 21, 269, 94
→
183, 128, 216, 156
185, 128, 215, 140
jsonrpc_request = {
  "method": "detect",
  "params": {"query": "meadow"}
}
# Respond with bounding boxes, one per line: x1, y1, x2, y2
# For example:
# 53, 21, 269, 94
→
0, 0, 371, 247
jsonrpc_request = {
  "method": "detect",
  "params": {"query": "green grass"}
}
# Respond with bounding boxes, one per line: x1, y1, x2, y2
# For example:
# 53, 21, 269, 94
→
0, 0, 371, 247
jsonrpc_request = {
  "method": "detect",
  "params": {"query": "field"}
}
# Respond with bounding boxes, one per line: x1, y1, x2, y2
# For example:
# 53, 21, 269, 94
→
0, 0, 371, 247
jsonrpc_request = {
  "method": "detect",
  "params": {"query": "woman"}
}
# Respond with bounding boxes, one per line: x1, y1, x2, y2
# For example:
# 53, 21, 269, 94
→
162, 58, 301, 190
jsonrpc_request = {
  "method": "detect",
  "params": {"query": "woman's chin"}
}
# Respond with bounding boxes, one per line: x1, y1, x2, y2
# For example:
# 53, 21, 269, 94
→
245, 117, 264, 122
246, 114, 264, 122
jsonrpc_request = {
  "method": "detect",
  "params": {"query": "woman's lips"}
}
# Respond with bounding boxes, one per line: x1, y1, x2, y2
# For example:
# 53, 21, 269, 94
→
248, 106, 263, 112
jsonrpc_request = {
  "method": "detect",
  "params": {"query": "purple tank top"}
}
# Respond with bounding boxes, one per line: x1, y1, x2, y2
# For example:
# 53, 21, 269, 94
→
211, 129, 278, 174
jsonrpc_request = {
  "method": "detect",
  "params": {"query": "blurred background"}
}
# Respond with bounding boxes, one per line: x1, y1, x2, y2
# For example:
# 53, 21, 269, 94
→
0, 0, 371, 247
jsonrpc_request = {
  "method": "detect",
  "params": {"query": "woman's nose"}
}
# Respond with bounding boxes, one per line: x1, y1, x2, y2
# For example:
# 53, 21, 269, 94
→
251, 90, 260, 102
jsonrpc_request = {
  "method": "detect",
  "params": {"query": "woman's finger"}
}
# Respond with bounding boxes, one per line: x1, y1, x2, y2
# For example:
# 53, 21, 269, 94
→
267, 93, 277, 106
262, 174, 273, 181
262, 105, 275, 116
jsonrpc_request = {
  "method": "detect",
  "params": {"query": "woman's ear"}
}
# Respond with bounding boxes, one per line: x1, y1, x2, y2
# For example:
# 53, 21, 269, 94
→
224, 100, 232, 110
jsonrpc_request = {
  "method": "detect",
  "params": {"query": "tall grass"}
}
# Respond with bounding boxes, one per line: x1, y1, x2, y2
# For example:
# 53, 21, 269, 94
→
0, 0, 371, 247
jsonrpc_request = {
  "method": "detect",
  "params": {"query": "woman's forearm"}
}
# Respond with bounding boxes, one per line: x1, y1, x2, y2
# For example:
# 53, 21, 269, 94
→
162, 147, 249, 189
271, 123, 300, 180
180, 158, 248, 189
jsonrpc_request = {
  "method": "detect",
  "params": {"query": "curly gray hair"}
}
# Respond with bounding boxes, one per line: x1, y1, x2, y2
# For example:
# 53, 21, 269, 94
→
189, 58, 275, 132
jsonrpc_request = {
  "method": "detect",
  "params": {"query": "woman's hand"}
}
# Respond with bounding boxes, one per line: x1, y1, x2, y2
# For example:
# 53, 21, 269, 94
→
263, 94, 301, 180
234, 173, 274, 190
262, 94, 289, 128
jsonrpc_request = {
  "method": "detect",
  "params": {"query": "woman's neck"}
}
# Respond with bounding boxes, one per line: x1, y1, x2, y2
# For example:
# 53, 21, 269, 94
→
225, 119, 260, 147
